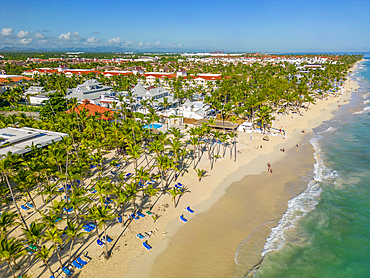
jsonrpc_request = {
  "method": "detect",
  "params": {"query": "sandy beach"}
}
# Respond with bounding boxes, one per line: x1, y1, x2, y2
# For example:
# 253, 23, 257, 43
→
123, 61, 362, 278
7, 61, 361, 278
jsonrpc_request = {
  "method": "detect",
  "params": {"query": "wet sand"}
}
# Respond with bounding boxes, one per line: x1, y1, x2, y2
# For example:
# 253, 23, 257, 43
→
149, 136, 315, 278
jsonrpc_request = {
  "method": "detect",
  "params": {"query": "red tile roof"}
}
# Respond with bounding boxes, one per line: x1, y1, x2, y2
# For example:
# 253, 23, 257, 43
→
65, 99, 114, 120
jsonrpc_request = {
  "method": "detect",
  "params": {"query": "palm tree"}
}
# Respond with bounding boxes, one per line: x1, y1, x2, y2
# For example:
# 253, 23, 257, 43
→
254, 105, 275, 133
194, 168, 208, 182
0, 152, 28, 230
0, 211, 19, 238
167, 187, 183, 208
43, 227, 64, 268
64, 220, 86, 264
93, 205, 116, 258
126, 181, 139, 213
23, 221, 45, 249
0, 237, 25, 278
35, 245, 54, 276
144, 185, 160, 210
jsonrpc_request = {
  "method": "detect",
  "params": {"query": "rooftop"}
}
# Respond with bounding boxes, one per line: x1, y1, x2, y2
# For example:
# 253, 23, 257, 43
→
0, 127, 68, 157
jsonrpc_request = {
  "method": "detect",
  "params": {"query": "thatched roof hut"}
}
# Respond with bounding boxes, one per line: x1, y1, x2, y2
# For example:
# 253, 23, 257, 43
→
194, 119, 238, 131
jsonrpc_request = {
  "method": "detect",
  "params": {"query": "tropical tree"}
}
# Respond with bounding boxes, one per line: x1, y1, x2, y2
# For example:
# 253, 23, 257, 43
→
35, 245, 54, 276
0, 237, 25, 278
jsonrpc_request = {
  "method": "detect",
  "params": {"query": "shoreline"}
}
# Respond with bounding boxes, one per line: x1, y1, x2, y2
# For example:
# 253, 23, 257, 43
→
119, 60, 363, 278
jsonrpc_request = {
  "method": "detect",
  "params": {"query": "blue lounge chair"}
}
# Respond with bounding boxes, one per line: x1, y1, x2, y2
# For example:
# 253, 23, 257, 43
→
125, 173, 132, 178
26, 247, 34, 254
137, 212, 145, 218
102, 236, 113, 243
116, 164, 121, 167
72, 260, 83, 269
180, 215, 188, 223
176, 182, 183, 188
90, 189, 97, 194
117, 216, 122, 223
143, 241, 152, 250
186, 206, 194, 213
83, 226, 93, 232
137, 233, 145, 239
76, 180, 81, 185
111, 171, 117, 175
131, 213, 139, 220
21, 205, 29, 210
58, 187, 64, 192
50, 275, 55, 278
87, 223, 96, 229
62, 266, 73, 276
26, 203, 34, 208
97, 239, 105, 247
90, 164, 97, 169
76, 257, 88, 266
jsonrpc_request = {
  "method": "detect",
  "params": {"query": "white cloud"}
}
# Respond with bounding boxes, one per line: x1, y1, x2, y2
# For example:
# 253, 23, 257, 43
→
107, 37, 122, 44
124, 40, 134, 46
34, 33, 44, 39
17, 30, 30, 38
20, 38, 33, 45
146, 42, 151, 46
1, 27, 13, 36
59, 32, 79, 40
86, 37, 100, 43
137, 42, 143, 47
154, 41, 160, 46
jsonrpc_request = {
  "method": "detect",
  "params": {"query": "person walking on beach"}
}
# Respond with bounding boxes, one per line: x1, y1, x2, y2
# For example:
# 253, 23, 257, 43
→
267, 162, 271, 172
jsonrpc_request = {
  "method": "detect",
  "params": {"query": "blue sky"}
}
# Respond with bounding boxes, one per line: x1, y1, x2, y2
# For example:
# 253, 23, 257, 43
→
0, 0, 369, 52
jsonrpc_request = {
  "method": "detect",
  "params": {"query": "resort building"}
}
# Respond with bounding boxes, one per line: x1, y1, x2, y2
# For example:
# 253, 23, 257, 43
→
66, 99, 115, 120
0, 127, 68, 157
66, 79, 112, 104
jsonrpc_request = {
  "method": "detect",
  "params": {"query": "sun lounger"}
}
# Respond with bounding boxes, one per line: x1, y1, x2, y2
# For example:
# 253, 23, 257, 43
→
143, 241, 152, 250
137, 212, 145, 218
72, 260, 83, 269
76, 180, 81, 184
26, 203, 34, 208
29, 244, 37, 251
21, 205, 29, 210
117, 216, 122, 223
137, 233, 145, 239
176, 182, 183, 187
90, 164, 97, 169
97, 239, 105, 247
185, 206, 194, 213
111, 171, 117, 175
50, 275, 55, 278
116, 164, 121, 167
76, 257, 88, 266
102, 236, 113, 243
146, 211, 153, 215
80, 254, 91, 263
87, 223, 96, 229
90, 189, 97, 194
55, 217, 62, 223
125, 173, 132, 178
180, 215, 188, 223
63, 207, 73, 213
55, 269, 67, 278
26, 247, 34, 254
83, 226, 93, 232
62, 266, 73, 276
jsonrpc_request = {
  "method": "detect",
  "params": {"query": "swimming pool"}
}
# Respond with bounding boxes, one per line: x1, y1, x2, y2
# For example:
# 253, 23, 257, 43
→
144, 124, 162, 129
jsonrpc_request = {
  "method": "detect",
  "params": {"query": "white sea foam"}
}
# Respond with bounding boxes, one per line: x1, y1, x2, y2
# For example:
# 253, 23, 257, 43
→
354, 106, 370, 114
364, 100, 370, 104
260, 136, 335, 257
317, 127, 337, 134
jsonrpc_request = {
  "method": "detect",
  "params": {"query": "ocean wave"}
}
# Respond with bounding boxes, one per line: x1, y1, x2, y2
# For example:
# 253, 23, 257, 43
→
260, 135, 332, 257
354, 106, 370, 114
364, 100, 370, 104
317, 127, 337, 134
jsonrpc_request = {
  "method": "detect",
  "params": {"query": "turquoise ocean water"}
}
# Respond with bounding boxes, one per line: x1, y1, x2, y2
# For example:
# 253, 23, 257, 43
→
248, 55, 370, 278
